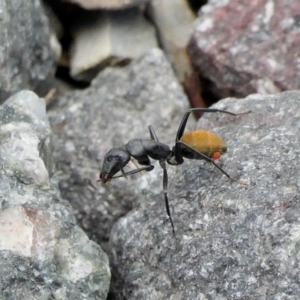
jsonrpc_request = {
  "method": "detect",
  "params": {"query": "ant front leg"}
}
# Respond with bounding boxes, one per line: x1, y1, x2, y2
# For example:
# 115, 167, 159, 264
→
111, 165, 154, 179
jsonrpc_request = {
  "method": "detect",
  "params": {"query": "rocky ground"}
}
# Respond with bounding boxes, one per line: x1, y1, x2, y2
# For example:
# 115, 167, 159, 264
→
1, 0, 300, 299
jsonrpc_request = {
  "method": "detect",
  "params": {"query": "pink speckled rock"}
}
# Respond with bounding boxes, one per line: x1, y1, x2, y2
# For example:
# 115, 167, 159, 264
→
189, 0, 300, 98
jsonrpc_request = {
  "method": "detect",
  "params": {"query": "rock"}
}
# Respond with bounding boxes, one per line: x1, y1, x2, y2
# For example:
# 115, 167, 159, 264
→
149, 0, 195, 82
62, 0, 149, 10
0, 0, 56, 104
70, 7, 158, 81
109, 91, 300, 299
47, 49, 189, 250
189, 0, 300, 99
42, 1, 64, 63
0, 91, 110, 299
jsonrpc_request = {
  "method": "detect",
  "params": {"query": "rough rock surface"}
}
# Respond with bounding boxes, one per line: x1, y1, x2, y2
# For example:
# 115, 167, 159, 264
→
0, 0, 56, 104
189, 0, 300, 99
109, 91, 300, 299
0, 91, 110, 300
70, 8, 158, 81
47, 49, 189, 250
149, 0, 195, 81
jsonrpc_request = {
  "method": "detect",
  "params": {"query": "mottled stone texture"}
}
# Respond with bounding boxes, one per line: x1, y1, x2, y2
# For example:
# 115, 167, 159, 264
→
0, 0, 56, 104
48, 49, 189, 251
189, 0, 300, 98
70, 8, 158, 81
109, 91, 300, 299
149, 0, 195, 81
0, 91, 110, 300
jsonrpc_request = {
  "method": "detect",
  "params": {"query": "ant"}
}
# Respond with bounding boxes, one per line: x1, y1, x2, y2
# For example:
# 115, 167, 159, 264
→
99, 108, 248, 237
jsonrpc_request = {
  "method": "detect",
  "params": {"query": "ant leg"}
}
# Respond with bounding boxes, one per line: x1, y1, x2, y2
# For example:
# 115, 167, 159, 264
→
113, 157, 138, 179
175, 111, 192, 142
111, 165, 154, 179
174, 108, 250, 165
148, 125, 159, 142
119, 160, 128, 179
159, 160, 176, 238
149, 126, 176, 237
177, 141, 238, 182
176, 108, 242, 142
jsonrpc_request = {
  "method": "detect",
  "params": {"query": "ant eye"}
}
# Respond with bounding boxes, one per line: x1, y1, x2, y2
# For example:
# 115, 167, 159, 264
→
106, 157, 112, 162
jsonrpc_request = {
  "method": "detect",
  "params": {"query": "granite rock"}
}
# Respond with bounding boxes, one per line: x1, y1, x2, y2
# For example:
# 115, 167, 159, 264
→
0, 0, 56, 103
189, 0, 300, 99
0, 91, 110, 300
109, 91, 300, 299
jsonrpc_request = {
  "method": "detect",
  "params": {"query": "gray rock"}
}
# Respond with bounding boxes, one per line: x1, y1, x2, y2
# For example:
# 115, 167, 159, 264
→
70, 8, 158, 81
0, 91, 110, 300
149, 0, 195, 81
189, 0, 300, 99
47, 49, 189, 250
42, 1, 63, 62
109, 91, 300, 299
0, 0, 56, 103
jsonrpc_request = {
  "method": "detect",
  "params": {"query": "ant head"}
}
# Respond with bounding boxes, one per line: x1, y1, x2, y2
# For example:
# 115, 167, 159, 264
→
98, 172, 112, 184
99, 147, 130, 184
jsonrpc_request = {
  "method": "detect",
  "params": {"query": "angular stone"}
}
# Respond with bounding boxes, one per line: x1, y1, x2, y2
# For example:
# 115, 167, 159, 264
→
70, 8, 158, 81
0, 90, 110, 299
149, 0, 195, 81
0, 0, 56, 104
189, 0, 300, 98
109, 91, 300, 299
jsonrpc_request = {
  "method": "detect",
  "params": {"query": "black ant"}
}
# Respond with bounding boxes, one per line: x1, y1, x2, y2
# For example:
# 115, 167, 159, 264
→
99, 108, 247, 237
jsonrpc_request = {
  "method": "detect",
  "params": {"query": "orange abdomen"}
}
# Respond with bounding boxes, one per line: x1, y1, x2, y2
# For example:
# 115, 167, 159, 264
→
180, 130, 227, 159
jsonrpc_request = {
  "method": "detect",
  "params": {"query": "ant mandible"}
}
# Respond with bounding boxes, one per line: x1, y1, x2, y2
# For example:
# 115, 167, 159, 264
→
99, 108, 247, 237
